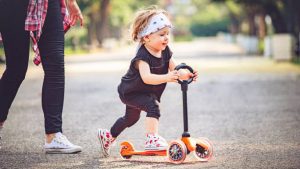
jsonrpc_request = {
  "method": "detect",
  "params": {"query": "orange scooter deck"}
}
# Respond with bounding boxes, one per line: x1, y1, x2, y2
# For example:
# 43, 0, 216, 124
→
120, 141, 167, 157
122, 150, 167, 156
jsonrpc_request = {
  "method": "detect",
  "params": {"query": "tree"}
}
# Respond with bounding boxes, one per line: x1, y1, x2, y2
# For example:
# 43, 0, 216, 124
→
96, 0, 110, 47
212, 0, 300, 37
77, 0, 160, 48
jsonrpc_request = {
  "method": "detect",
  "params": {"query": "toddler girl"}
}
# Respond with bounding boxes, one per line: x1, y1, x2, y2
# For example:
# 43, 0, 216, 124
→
97, 6, 197, 157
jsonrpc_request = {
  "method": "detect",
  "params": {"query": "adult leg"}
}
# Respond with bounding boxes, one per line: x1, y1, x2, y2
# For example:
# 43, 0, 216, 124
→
38, 0, 65, 134
0, 0, 30, 123
39, 0, 81, 154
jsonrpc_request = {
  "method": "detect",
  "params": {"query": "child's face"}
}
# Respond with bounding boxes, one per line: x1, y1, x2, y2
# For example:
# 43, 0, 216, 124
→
144, 27, 170, 52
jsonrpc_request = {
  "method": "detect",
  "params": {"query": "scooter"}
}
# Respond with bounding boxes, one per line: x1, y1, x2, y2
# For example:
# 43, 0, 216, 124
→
119, 63, 213, 164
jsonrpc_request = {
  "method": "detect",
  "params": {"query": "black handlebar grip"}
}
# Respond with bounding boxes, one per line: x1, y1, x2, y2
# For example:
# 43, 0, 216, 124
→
174, 63, 194, 84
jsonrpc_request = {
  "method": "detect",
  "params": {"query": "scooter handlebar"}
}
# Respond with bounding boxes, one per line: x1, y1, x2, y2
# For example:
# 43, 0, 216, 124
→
174, 63, 194, 84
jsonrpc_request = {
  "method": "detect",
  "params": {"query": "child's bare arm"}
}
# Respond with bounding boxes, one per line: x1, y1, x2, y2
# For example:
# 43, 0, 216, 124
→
137, 60, 179, 85
169, 58, 177, 71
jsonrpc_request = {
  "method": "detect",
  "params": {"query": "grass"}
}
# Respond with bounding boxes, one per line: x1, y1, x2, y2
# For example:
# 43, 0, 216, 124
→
65, 47, 89, 56
0, 46, 4, 56
174, 35, 194, 42
292, 57, 300, 65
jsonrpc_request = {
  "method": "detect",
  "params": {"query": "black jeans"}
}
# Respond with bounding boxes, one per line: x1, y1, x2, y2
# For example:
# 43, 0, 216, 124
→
110, 93, 160, 138
0, 0, 65, 134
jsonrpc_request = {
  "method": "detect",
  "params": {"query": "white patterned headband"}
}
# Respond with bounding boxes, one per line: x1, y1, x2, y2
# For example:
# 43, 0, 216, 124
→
137, 12, 172, 39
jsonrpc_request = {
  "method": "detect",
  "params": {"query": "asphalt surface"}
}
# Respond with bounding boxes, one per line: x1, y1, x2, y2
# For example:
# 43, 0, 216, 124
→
0, 38, 300, 169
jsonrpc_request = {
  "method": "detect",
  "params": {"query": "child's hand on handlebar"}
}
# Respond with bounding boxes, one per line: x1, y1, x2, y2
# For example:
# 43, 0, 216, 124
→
167, 70, 179, 82
178, 69, 197, 81
192, 70, 198, 81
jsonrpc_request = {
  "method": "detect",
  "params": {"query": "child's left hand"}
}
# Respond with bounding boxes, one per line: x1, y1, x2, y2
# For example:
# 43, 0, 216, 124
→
178, 69, 198, 81
192, 70, 198, 81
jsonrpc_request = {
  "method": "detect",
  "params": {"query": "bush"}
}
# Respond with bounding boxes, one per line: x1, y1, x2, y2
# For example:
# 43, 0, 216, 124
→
190, 19, 230, 36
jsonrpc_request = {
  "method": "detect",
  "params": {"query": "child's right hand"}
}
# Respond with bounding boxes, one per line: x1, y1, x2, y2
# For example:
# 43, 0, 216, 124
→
166, 70, 179, 82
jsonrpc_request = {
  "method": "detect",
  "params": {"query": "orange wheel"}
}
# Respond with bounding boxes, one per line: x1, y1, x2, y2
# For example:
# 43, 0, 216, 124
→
120, 141, 134, 160
193, 137, 213, 161
167, 140, 187, 164
198, 137, 213, 146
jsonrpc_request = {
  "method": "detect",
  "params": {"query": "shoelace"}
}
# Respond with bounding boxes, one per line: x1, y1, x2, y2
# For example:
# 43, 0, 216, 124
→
54, 133, 73, 147
147, 135, 164, 144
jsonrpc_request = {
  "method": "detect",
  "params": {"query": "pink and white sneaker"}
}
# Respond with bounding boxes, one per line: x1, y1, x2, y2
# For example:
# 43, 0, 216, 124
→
145, 133, 168, 151
97, 129, 115, 157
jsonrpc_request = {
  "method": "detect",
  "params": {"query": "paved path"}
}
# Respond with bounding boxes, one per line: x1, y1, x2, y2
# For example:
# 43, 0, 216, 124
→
0, 38, 300, 169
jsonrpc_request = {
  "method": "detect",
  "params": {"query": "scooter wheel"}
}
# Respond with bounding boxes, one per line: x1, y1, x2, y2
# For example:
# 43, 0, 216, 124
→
167, 140, 187, 164
193, 137, 213, 161
120, 141, 134, 160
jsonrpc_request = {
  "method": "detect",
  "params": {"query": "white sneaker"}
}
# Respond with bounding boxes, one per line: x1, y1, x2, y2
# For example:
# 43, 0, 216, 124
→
97, 128, 115, 157
44, 132, 82, 154
145, 133, 168, 151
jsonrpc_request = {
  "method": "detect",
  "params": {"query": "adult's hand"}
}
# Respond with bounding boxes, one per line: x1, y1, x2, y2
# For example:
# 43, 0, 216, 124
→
67, 0, 84, 26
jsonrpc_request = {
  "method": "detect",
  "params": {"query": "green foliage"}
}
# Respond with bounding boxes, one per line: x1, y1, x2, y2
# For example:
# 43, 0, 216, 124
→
225, 0, 241, 15
65, 47, 89, 55
258, 38, 264, 54
65, 26, 88, 52
179, 1, 231, 37
110, 0, 133, 28
189, 2, 230, 36
0, 45, 4, 56
109, 0, 161, 27
292, 57, 300, 65
190, 18, 230, 36
174, 34, 193, 42
68, 0, 237, 48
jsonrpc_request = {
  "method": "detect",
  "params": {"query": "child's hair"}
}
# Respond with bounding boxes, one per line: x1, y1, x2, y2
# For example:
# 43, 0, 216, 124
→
130, 6, 169, 42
